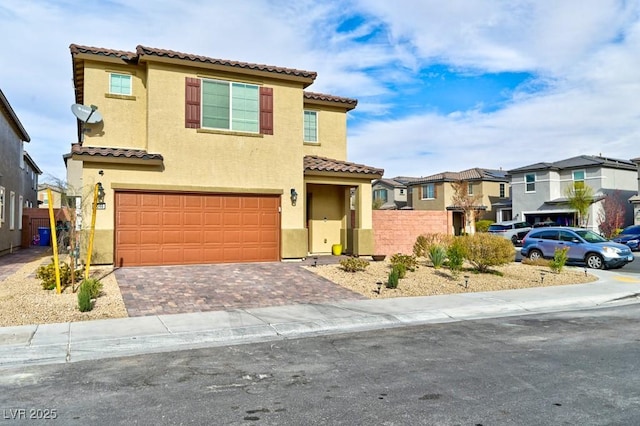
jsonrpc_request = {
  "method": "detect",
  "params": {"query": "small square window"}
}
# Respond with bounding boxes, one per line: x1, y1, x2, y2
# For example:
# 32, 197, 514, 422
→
422, 184, 435, 199
110, 73, 132, 95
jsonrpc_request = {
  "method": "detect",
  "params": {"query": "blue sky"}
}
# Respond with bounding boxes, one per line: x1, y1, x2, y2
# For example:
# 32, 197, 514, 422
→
1, 0, 639, 181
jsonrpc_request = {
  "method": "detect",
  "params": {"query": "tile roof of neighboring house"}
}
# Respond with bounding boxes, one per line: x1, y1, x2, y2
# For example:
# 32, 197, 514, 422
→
304, 155, 383, 176
374, 178, 407, 188
409, 168, 508, 185
70, 144, 164, 162
0, 88, 30, 142
304, 92, 357, 110
508, 155, 637, 173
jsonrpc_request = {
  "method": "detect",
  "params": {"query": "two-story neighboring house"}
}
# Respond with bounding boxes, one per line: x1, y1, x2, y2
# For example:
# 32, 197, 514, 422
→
407, 168, 510, 235
372, 177, 415, 209
626, 156, 640, 226
65, 44, 382, 266
507, 155, 638, 231
38, 183, 66, 209
0, 89, 41, 255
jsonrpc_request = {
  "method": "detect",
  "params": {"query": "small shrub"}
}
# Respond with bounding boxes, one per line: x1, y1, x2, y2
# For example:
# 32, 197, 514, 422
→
549, 247, 569, 273
387, 267, 399, 289
394, 263, 407, 279
446, 240, 466, 276
390, 253, 418, 272
77, 283, 93, 312
521, 257, 550, 267
428, 245, 447, 269
35, 260, 83, 290
81, 278, 103, 299
457, 233, 515, 273
413, 234, 453, 258
475, 220, 493, 233
339, 257, 370, 273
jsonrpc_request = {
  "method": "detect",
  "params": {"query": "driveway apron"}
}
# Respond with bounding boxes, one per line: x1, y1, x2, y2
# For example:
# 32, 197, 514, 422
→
114, 261, 367, 317
0, 247, 50, 282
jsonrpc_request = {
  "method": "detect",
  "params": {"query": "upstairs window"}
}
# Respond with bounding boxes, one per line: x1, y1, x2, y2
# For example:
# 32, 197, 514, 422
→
572, 170, 585, 189
499, 183, 505, 198
110, 73, 132, 95
468, 182, 474, 195
303, 110, 318, 142
202, 79, 259, 133
525, 173, 536, 193
422, 183, 435, 199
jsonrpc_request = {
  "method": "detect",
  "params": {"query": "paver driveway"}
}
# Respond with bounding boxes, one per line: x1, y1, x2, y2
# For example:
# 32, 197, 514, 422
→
114, 259, 367, 317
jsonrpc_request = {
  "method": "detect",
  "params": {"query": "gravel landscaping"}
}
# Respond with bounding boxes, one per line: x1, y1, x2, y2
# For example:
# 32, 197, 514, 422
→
0, 254, 598, 327
305, 259, 598, 299
0, 256, 127, 327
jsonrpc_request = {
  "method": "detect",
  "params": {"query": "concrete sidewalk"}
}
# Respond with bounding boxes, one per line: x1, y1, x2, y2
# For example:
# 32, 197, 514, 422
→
1, 269, 639, 369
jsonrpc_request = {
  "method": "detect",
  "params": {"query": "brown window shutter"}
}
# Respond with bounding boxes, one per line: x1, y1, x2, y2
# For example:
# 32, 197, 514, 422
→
185, 77, 201, 128
260, 87, 273, 135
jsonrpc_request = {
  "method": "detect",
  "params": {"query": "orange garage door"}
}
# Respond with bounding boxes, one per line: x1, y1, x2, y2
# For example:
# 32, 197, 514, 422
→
115, 192, 280, 266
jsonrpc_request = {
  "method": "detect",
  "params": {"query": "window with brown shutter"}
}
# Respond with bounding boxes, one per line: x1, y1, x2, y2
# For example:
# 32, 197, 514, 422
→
185, 77, 201, 128
260, 87, 273, 135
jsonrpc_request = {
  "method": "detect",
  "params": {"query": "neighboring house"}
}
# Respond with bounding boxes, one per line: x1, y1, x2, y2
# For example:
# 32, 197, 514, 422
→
628, 156, 640, 225
0, 89, 41, 255
507, 155, 638, 231
372, 177, 413, 209
38, 183, 66, 209
65, 44, 382, 266
407, 168, 510, 235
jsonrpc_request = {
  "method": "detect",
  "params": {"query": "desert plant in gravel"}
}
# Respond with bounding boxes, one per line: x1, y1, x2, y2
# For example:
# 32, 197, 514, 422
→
428, 245, 447, 269
390, 253, 418, 272
77, 278, 103, 312
339, 257, 370, 272
35, 260, 84, 291
387, 266, 400, 289
457, 233, 515, 273
446, 240, 466, 277
549, 247, 569, 273
413, 233, 453, 258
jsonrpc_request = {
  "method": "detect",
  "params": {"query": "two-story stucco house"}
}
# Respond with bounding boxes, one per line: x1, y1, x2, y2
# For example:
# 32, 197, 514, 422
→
372, 177, 415, 209
0, 89, 41, 255
406, 168, 510, 235
507, 155, 638, 231
64, 44, 382, 266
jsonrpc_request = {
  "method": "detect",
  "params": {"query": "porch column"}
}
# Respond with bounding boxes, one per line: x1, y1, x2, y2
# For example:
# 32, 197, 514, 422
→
353, 182, 375, 256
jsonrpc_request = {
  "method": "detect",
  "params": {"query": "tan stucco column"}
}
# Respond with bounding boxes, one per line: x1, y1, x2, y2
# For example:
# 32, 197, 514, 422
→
353, 182, 375, 256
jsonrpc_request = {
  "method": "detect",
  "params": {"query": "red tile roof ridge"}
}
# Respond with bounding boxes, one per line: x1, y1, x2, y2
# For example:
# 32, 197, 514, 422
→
304, 155, 383, 176
304, 91, 358, 107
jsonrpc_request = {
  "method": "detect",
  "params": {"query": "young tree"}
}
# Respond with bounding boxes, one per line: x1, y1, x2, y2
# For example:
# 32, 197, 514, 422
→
565, 182, 594, 227
450, 180, 483, 235
597, 191, 626, 238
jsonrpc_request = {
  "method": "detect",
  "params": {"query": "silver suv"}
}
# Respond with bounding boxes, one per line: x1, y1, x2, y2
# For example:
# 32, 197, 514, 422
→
487, 220, 532, 245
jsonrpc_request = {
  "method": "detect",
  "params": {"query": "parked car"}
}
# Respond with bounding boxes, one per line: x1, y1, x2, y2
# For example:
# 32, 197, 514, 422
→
488, 220, 532, 245
612, 225, 640, 251
521, 227, 634, 269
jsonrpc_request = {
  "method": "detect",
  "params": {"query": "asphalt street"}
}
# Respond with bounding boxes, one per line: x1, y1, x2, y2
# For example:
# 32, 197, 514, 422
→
1, 304, 639, 425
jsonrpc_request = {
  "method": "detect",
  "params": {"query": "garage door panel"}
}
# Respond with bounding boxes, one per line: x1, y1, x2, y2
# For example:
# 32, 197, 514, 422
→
116, 192, 279, 266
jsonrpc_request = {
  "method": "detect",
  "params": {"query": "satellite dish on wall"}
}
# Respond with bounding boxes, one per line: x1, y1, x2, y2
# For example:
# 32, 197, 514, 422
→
71, 104, 103, 124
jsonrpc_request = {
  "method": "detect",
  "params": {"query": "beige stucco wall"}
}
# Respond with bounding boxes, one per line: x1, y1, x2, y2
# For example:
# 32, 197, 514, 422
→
307, 184, 345, 254
302, 106, 348, 161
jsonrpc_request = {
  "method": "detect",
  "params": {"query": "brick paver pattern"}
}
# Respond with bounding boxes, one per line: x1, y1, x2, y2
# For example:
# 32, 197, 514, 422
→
0, 247, 51, 282
114, 259, 367, 317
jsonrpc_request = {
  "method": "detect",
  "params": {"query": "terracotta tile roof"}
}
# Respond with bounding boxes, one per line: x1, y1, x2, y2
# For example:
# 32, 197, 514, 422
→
69, 44, 137, 61
304, 155, 383, 176
71, 144, 163, 162
411, 168, 508, 184
304, 91, 357, 110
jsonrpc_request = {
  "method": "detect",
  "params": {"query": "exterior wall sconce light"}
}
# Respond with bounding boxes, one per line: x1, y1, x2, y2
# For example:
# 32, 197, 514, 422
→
96, 182, 106, 210
290, 188, 298, 206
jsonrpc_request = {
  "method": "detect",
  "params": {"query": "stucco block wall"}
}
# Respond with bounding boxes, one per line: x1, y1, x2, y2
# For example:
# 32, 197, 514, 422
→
373, 210, 451, 256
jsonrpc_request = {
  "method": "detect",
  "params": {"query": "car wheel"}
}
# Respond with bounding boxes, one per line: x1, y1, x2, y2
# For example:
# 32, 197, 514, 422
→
511, 235, 518, 245
586, 253, 604, 269
528, 249, 543, 261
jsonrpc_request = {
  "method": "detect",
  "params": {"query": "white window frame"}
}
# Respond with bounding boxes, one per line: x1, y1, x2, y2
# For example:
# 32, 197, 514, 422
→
572, 169, 586, 188
525, 173, 536, 193
109, 73, 132, 95
303, 110, 318, 143
201, 78, 259, 133
422, 183, 435, 200
18, 196, 23, 230
19, 143, 24, 169
373, 188, 388, 203
9, 191, 15, 230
